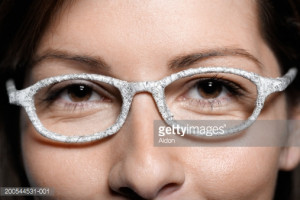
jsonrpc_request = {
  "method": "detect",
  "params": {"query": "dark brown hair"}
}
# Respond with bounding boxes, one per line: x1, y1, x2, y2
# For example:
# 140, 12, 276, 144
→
0, 0, 65, 195
0, 0, 299, 199
258, 0, 300, 105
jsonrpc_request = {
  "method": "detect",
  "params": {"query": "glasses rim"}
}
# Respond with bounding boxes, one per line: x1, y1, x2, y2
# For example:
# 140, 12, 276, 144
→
6, 66, 298, 143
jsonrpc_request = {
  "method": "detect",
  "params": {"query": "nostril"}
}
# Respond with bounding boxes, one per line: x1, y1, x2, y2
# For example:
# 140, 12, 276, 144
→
158, 183, 181, 197
117, 183, 180, 199
119, 187, 146, 200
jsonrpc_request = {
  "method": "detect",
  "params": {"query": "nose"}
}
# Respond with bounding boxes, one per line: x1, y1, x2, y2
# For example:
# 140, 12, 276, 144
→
108, 94, 185, 199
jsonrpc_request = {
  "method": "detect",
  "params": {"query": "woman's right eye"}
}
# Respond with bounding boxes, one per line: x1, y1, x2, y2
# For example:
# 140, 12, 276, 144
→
39, 81, 115, 110
59, 84, 104, 103
34, 80, 123, 134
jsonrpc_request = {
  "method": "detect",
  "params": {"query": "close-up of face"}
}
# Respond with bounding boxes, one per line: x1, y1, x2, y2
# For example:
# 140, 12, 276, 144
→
13, 0, 300, 199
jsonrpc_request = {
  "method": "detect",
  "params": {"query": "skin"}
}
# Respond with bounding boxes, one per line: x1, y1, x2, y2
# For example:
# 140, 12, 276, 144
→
21, 0, 300, 199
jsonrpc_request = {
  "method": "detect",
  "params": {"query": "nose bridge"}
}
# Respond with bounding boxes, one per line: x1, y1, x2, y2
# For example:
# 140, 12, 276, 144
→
108, 79, 186, 198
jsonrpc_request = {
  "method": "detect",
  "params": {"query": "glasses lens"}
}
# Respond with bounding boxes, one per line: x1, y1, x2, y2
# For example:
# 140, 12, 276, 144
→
34, 79, 122, 136
165, 72, 257, 129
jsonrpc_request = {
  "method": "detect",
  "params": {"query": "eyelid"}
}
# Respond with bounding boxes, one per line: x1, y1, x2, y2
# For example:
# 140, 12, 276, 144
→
182, 75, 246, 95
43, 80, 118, 102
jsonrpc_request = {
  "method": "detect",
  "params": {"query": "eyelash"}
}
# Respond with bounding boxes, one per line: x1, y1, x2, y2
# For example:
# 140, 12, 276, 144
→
38, 76, 246, 113
41, 82, 107, 111
205, 77, 244, 95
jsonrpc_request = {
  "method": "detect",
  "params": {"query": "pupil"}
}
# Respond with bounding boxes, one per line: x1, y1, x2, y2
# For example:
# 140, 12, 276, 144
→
197, 80, 222, 99
68, 85, 92, 102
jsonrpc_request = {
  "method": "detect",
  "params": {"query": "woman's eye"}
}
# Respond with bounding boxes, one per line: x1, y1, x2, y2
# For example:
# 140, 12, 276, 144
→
195, 80, 224, 99
43, 82, 110, 106
166, 74, 257, 120
187, 79, 229, 100
63, 84, 101, 102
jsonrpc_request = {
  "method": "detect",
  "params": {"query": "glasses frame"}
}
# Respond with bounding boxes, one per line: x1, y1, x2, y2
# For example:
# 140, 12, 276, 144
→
6, 67, 297, 143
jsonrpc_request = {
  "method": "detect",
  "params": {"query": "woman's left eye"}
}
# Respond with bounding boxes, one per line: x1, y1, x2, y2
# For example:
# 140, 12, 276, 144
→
186, 79, 231, 100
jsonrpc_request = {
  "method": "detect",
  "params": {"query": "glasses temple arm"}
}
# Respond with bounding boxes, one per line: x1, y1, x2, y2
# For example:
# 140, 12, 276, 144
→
6, 79, 21, 105
275, 67, 298, 92
261, 67, 297, 98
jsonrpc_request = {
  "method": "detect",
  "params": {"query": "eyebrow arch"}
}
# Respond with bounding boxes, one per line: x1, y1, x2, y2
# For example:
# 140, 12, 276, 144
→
33, 49, 111, 71
168, 48, 263, 69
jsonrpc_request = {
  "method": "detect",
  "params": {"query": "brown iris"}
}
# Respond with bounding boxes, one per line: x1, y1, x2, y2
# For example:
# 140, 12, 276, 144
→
67, 85, 92, 102
197, 80, 222, 99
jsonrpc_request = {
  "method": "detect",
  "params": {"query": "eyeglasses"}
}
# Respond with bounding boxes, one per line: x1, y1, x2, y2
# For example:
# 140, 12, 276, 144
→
6, 67, 297, 143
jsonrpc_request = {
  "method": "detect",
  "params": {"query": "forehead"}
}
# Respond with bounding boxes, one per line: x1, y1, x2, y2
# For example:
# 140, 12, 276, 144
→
39, 0, 259, 52
36, 0, 271, 79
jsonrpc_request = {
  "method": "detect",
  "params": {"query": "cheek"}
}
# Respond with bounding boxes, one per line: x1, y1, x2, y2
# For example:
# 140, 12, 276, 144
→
21, 115, 113, 199
183, 147, 280, 199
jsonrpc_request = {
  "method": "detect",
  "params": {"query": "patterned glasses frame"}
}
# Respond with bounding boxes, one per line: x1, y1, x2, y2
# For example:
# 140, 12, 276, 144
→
6, 67, 297, 143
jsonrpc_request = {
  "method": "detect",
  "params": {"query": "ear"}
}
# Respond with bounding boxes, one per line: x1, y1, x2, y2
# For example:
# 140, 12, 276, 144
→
279, 103, 300, 171
279, 147, 300, 170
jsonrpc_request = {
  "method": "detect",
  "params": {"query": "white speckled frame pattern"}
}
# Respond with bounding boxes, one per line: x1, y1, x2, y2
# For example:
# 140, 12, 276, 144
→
6, 67, 297, 143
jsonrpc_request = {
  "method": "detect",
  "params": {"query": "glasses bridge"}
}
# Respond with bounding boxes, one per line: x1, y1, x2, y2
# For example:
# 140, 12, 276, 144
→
130, 81, 160, 93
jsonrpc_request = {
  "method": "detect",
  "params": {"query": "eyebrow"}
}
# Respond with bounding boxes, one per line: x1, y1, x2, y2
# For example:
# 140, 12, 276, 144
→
33, 49, 111, 71
168, 48, 263, 69
34, 48, 262, 72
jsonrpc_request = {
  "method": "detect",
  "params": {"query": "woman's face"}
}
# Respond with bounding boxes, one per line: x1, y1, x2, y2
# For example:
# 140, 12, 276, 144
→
21, 0, 298, 199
